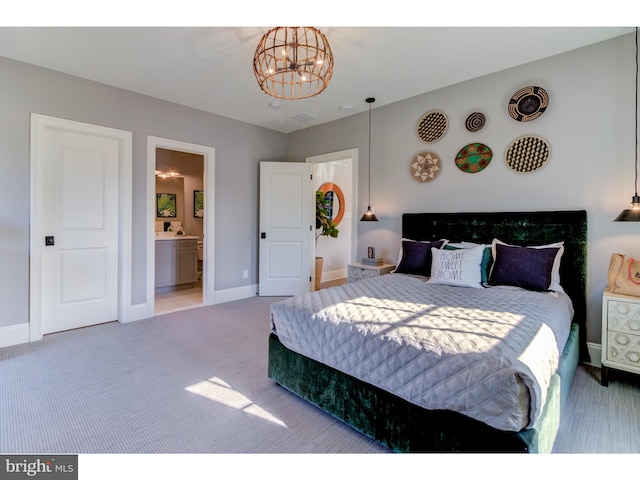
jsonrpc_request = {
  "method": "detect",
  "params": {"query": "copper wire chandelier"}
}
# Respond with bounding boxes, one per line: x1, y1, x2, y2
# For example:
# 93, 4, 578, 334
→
253, 27, 334, 100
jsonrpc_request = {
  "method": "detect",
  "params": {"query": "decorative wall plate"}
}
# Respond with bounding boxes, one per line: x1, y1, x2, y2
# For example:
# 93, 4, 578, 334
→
417, 110, 448, 143
410, 151, 441, 182
465, 112, 486, 132
455, 143, 492, 173
508, 86, 549, 122
505, 135, 550, 173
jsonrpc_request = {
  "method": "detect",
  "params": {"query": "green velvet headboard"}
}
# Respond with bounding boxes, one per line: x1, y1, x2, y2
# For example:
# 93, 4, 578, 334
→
402, 210, 588, 361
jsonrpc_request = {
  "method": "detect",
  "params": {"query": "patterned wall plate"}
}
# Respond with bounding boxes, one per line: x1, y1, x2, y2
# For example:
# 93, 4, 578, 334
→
417, 110, 448, 143
505, 135, 550, 173
410, 151, 441, 182
455, 143, 492, 173
508, 86, 549, 122
465, 112, 486, 132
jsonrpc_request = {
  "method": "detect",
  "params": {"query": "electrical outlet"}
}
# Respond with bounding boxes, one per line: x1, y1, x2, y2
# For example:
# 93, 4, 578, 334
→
243, 269, 248, 278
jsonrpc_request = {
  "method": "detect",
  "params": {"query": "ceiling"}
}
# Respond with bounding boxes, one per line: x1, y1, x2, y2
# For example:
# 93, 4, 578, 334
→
0, 26, 632, 134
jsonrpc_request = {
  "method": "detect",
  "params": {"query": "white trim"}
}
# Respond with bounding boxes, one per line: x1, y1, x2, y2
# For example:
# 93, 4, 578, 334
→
321, 268, 347, 283
146, 136, 216, 319
0, 323, 30, 348
213, 284, 258, 304
585, 342, 602, 368
306, 148, 358, 283
29, 114, 132, 341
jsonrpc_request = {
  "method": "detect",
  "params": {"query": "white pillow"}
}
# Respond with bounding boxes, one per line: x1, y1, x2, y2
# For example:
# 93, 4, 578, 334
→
490, 239, 565, 293
427, 245, 485, 288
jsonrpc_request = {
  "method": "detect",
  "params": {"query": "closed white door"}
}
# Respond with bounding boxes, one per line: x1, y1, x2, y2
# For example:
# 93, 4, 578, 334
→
35, 119, 122, 334
259, 162, 313, 296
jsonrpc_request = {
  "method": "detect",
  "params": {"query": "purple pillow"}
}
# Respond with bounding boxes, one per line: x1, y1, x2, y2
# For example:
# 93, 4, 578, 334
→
489, 243, 560, 291
395, 239, 445, 276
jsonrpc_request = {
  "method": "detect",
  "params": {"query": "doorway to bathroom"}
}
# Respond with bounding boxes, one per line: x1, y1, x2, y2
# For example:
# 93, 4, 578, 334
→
147, 137, 215, 317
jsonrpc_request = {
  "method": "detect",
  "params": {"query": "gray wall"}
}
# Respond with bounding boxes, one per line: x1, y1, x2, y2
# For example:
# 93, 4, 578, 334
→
288, 33, 640, 347
0, 56, 287, 329
2, 32, 638, 350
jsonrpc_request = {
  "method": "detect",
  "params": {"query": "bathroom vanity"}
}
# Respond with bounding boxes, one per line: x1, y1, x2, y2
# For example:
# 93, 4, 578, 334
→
155, 236, 199, 289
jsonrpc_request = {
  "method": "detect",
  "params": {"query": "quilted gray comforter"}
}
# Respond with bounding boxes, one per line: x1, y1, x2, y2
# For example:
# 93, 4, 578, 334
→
269, 273, 574, 432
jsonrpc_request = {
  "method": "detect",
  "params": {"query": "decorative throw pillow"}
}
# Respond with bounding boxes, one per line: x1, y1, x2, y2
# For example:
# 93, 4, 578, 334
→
447, 242, 493, 284
394, 239, 446, 276
490, 239, 565, 292
489, 240, 563, 292
428, 244, 485, 288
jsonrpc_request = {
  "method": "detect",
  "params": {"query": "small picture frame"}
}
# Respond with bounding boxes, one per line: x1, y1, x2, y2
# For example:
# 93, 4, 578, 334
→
194, 190, 204, 218
157, 193, 176, 218
367, 247, 376, 259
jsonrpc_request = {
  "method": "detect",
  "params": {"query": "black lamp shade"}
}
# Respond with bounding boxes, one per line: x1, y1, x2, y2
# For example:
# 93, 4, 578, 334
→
614, 195, 640, 221
360, 206, 378, 222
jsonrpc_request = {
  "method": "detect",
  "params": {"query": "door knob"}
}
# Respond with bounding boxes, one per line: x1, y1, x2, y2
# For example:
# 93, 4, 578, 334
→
45, 236, 54, 246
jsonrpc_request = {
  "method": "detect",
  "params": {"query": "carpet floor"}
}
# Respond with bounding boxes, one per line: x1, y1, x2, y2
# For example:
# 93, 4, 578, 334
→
1, 295, 639, 456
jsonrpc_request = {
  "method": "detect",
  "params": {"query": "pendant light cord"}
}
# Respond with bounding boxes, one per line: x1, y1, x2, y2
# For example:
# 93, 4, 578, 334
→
635, 26, 638, 198
368, 100, 372, 207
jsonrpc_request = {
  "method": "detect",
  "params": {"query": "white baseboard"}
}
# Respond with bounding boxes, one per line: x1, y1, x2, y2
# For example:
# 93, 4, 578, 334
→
128, 284, 260, 323
0, 323, 30, 348
213, 284, 258, 304
585, 342, 602, 367
321, 268, 347, 283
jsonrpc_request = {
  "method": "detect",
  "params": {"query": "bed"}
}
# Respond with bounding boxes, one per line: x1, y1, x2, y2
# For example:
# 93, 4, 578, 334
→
267, 211, 587, 452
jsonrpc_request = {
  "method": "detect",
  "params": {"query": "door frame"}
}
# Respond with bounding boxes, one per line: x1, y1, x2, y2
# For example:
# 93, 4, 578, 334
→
306, 148, 358, 281
146, 136, 215, 316
29, 113, 133, 341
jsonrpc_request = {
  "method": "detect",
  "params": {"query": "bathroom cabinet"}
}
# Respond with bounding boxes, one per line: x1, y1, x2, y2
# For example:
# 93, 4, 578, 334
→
155, 237, 198, 288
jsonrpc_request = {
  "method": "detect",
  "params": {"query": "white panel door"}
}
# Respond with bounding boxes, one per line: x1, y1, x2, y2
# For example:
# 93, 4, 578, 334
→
39, 125, 120, 334
259, 162, 313, 296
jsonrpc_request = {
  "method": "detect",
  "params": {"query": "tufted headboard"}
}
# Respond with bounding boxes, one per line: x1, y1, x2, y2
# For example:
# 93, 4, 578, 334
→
402, 210, 588, 361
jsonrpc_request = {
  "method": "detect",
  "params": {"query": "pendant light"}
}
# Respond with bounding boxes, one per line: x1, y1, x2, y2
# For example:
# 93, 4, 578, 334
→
253, 27, 334, 100
361, 97, 379, 222
615, 27, 640, 222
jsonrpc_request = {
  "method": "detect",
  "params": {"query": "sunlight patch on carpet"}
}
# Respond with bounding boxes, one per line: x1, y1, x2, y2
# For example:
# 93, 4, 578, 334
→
185, 376, 287, 427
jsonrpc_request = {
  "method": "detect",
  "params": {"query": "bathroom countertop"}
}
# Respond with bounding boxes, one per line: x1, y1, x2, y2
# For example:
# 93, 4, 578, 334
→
155, 235, 199, 241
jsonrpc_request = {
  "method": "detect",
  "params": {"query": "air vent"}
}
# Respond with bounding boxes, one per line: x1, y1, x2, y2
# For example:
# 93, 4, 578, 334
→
290, 112, 317, 123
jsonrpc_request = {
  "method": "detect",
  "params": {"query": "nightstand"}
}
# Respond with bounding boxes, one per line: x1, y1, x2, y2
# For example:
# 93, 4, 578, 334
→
601, 291, 640, 386
347, 263, 395, 283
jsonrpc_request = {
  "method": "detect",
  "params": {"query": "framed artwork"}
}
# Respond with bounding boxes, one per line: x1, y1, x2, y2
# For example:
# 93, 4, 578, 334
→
157, 193, 177, 218
194, 190, 204, 218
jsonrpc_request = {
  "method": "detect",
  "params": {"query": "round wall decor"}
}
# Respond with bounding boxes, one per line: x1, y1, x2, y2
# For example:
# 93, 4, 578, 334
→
417, 110, 448, 143
465, 112, 486, 132
318, 182, 346, 225
455, 143, 492, 173
508, 86, 549, 122
410, 151, 441, 182
505, 135, 550, 173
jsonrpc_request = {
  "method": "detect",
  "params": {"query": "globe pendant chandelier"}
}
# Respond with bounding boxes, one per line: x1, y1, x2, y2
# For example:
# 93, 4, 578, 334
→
253, 27, 334, 100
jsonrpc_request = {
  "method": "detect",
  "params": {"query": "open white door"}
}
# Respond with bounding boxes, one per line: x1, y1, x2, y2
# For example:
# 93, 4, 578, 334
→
259, 162, 313, 296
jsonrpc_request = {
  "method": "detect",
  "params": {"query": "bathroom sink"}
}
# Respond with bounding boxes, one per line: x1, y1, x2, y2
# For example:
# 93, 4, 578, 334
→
155, 231, 178, 237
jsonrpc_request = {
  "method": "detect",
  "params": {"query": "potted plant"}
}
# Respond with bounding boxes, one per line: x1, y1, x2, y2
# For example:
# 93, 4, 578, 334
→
315, 190, 339, 290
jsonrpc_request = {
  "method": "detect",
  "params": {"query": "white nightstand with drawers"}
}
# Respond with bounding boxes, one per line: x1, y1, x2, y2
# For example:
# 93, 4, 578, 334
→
601, 291, 640, 386
347, 263, 395, 283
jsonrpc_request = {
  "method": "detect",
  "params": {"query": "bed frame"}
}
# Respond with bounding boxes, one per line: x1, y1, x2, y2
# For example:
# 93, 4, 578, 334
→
268, 210, 587, 452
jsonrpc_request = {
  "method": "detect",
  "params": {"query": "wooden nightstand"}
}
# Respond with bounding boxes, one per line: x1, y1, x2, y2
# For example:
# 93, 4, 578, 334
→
601, 291, 640, 386
347, 263, 395, 283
